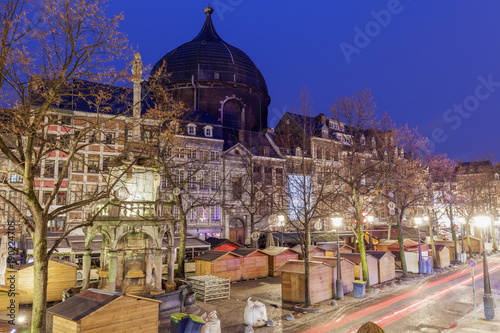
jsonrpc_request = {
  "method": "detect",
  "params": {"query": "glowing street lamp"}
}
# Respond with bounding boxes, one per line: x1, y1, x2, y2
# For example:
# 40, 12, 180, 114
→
413, 216, 425, 274
474, 215, 495, 321
331, 216, 343, 300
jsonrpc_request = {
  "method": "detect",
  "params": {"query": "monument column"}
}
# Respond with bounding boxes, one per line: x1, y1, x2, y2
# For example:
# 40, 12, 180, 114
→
107, 251, 118, 292
82, 249, 92, 290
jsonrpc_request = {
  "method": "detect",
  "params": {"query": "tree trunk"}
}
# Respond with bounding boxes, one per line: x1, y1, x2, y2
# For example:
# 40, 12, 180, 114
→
466, 221, 473, 258
356, 214, 370, 287
303, 227, 311, 307
491, 217, 498, 252
449, 208, 458, 262
32, 224, 48, 333
166, 223, 175, 284
250, 214, 256, 248
387, 218, 392, 240
397, 211, 408, 278
176, 197, 187, 278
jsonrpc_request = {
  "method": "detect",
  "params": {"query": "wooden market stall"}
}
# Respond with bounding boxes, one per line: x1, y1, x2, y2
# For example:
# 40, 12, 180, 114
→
434, 240, 461, 261
311, 256, 355, 295
434, 244, 451, 269
205, 237, 243, 251
48, 288, 160, 333
319, 243, 354, 257
339, 253, 379, 286
366, 251, 396, 283
260, 247, 299, 277
13, 259, 78, 304
232, 248, 269, 280
276, 260, 333, 304
194, 250, 242, 282
289, 245, 326, 259
374, 239, 419, 252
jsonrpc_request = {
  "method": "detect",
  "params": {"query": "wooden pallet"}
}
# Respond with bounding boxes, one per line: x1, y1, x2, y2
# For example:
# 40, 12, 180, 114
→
187, 275, 230, 302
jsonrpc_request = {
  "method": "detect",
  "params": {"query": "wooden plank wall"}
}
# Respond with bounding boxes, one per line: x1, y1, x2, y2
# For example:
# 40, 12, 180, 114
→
378, 256, 396, 283
80, 296, 158, 333
270, 252, 298, 277
211, 258, 241, 282
52, 315, 79, 333
333, 261, 355, 294
308, 265, 332, 304
241, 254, 268, 280
18, 262, 77, 304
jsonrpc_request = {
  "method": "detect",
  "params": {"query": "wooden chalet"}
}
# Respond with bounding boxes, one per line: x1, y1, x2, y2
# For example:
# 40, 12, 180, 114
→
276, 260, 333, 304
434, 244, 451, 268
319, 243, 354, 257
374, 239, 419, 252
366, 251, 396, 283
434, 240, 461, 260
260, 247, 299, 277
194, 250, 242, 282
289, 245, 326, 260
205, 237, 243, 252
48, 288, 160, 333
311, 256, 355, 295
339, 253, 379, 286
232, 248, 269, 280
13, 259, 78, 304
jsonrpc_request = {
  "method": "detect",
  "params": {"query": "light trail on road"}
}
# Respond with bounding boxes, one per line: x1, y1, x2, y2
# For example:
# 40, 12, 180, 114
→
299, 257, 500, 333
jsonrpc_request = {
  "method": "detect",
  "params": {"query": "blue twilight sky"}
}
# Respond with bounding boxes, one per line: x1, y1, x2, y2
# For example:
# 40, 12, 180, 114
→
106, 0, 500, 162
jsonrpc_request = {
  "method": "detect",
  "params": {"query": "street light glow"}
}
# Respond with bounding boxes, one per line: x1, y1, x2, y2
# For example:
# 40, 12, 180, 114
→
331, 217, 343, 227
414, 217, 423, 225
474, 215, 491, 228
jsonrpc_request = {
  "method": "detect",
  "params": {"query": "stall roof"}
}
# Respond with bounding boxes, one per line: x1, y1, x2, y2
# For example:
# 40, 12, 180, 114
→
366, 250, 396, 260
319, 243, 355, 252
260, 246, 293, 256
232, 248, 266, 257
276, 260, 332, 274
194, 250, 241, 261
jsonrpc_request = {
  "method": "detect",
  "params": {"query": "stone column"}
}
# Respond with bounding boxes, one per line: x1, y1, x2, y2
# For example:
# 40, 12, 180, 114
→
154, 249, 164, 292
107, 251, 118, 292
82, 249, 92, 290
116, 252, 125, 291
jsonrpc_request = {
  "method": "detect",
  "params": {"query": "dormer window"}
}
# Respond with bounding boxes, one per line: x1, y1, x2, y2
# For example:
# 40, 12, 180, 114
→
204, 126, 213, 137
361, 135, 366, 146
295, 147, 302, 157
187, 124, 196, 135
322, 129, 328, 138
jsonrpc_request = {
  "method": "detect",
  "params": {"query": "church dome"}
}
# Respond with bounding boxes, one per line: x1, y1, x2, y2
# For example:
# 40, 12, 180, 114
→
151, 5, 268, 96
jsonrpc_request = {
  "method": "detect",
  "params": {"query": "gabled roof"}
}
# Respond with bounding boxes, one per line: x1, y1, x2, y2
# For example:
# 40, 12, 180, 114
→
366, 250, 396, 260
319, 243, 355, 253
260, 246, 294, 256
232, 248, 267, 257
47, 288, 159, 322
194, 250, 241, 261
339, 252, 376, 264
311, 256, 355, 266
276, 260, 332, 274
434, 244, 449, 252
205, 237, 243, 249
289, 245, 325, 254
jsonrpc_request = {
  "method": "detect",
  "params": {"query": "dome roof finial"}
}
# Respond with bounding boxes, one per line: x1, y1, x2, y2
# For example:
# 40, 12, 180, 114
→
204, 4, 214, 16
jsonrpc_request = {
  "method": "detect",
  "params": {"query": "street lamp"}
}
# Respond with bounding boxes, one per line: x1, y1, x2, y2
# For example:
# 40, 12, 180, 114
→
414, 216, 424, 274
331, 216, 343, 300
456, 217, 466, 263
474, 215, 495, 321
366, 215, 375, 250
278, 215, 285, 247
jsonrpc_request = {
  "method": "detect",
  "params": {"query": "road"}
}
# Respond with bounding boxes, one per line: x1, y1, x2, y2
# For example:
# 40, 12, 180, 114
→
297, 256, 500, 333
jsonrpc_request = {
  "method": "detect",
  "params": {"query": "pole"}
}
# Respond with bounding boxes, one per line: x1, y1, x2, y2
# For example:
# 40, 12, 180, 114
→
417, 223, 422, 274
369, 222, 373, 250
472, 267, 477, 323
336, 230, 343, 300
482, 228, 495, 320
461, 224, 465, 263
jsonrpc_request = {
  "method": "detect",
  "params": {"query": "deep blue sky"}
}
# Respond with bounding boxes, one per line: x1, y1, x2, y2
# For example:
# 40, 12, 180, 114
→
106, 0, 500, 162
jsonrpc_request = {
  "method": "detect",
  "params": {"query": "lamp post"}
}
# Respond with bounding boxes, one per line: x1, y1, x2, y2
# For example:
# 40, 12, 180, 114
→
457, 217, 466, 263
414, 217, 423, 274
331, 216, 343, 300
278, 215, 285, 247
474, 216, 495, 320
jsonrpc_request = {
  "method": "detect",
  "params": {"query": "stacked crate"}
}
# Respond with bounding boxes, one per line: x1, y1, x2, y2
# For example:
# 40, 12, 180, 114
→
187, 275, 230, 302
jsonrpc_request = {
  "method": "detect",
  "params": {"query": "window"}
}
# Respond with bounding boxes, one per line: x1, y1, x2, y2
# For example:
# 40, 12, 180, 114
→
74, 130, 85, 143
103, 156, 111, 172
48, 220, 64, 232
88, 131, 97, 143
187, 124, 196, 135
143, 127, 158, 144
57, 161, 67, 179
275, 168, 283, 186
199, 171, 208, 190
263, 147, 270, 157
222, 101, 241, 129
232, 177, 243, 200
210, 171, 219, 191
71, 184, 84, 203
188, 149, 197, 159
42, 191, 51, 205
56, 192, 67, 205
72, 155, 84, 173
253, 165, 261, 182
10, 174, 22, 183
177, 148, 186, 159
325, 149, 330, 160
204, 126, 213, 137
44, 161, 55, 178
316, 147, 322, 159
361, 135, 366, 146
211, 206, 220, 223
322, 129, 328, 138
87, 155, 100, 173
264, 167, 273, 183
104, 132, 115, 145
210, 151, 219, 161
61, 116, 72, 126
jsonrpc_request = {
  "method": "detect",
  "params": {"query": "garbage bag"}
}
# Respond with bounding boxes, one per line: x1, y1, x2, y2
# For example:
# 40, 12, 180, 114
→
200, 311, 221, 333
243, 297, 268, 327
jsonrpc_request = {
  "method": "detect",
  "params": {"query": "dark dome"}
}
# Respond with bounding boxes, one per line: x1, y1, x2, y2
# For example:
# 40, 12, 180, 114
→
151, 7, 268, 95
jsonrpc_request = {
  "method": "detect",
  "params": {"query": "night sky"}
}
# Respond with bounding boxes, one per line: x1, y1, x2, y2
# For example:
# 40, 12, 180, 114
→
106, 0, 500, 162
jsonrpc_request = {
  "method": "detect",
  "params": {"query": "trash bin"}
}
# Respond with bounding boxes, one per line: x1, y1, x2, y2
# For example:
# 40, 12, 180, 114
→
185, 314, 205, 333
353, 280, 366, 299
426, 258, 433, 274
419, 259, 427, 274
171, 313, 188, 333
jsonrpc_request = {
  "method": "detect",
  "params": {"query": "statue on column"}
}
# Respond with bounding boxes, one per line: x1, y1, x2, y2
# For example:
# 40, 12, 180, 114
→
131, 52, 143, 82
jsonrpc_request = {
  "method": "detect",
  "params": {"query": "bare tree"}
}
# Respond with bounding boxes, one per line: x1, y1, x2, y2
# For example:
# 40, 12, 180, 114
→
0, 1, 133, 330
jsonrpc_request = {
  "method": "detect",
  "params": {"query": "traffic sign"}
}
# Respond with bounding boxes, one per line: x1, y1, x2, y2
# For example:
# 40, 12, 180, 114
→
468, 259, 476, 268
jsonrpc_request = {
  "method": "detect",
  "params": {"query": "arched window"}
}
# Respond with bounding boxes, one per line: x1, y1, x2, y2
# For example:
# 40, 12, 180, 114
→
223, 100, 242, 129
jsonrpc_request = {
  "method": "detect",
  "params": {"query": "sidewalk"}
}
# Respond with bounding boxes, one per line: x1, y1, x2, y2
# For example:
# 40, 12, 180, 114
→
444, 295, 500, 332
